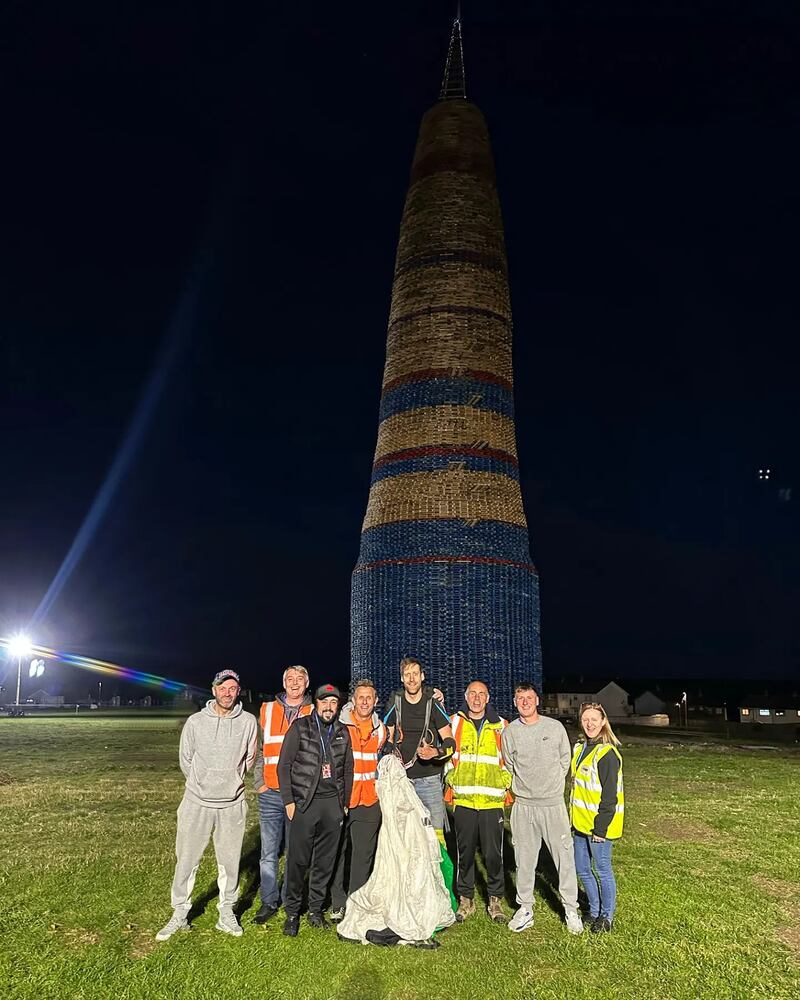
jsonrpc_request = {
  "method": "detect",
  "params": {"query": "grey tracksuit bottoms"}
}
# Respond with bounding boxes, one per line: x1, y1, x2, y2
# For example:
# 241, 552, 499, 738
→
170, 796, 247, 913
510, 799, 579, 915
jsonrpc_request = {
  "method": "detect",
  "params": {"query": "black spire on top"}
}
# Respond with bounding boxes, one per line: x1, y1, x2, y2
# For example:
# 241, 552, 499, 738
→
439, 6, 466, 100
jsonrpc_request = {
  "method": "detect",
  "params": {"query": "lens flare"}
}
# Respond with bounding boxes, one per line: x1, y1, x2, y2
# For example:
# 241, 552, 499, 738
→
0, 637, 201, 694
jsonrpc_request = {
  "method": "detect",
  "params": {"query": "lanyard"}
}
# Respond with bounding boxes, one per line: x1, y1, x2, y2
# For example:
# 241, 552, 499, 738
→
314, 713, 333, 763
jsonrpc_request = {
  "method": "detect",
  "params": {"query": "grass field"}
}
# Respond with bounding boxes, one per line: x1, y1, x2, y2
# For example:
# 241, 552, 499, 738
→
1, 717, 798, 1000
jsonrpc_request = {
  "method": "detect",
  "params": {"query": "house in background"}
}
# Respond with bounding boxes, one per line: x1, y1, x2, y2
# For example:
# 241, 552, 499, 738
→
739, 694, 800, 725
541, 679, 594, 719
594, 681, 632, 720
28, 689, 65, 707
634, 690, 668, 715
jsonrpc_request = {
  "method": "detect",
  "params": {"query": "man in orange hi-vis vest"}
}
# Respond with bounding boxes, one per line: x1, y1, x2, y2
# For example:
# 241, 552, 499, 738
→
328, 678, 387, 922
253, 665, 313, 924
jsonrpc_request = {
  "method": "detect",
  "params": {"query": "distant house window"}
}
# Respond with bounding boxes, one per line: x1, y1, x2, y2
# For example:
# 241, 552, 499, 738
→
758, 709, 770, 717
741, 708, 750, 716
715, 707, 723, 715
775, 711, 785, 718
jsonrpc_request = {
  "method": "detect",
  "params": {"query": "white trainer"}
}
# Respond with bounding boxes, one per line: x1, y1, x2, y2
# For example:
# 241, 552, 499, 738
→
155, 911, 190, 941
508, 905, 534, 932
565, 910, 584, 935
215, 908, 243, 937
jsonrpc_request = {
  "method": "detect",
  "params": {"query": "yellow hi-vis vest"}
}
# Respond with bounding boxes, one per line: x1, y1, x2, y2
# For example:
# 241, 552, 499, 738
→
569, 741, 624, 839
444, 712, 512, 810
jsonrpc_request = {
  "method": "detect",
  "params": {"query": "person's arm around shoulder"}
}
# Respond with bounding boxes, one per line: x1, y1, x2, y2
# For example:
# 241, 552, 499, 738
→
277, 717, 301, 819
178, 715, 195, 779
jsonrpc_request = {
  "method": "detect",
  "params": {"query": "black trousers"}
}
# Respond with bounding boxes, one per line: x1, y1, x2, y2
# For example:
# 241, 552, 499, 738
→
284, 794, 344, 916
330, 801, 382, 910
453, 805, 505, 899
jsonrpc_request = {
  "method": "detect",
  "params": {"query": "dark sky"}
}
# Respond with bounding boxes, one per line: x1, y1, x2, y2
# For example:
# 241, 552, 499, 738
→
1, 1, 798, 699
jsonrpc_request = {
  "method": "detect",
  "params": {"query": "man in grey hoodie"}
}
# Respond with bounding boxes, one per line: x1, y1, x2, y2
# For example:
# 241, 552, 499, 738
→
501, 681, 583, 936
155, 669, 258, 941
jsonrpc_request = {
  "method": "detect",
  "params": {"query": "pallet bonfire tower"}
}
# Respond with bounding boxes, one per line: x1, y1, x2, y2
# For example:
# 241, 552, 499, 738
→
351, 16, 542, 713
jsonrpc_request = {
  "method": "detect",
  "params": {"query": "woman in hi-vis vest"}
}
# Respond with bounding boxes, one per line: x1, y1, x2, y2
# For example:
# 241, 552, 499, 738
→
569, 702, 624, 933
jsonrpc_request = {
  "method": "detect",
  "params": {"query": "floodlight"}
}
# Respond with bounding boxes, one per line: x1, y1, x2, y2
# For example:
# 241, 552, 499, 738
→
7, 634, 32, 658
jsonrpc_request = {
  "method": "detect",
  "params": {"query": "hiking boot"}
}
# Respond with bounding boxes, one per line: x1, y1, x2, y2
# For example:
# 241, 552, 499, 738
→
215, 908, 243, 937
155, 911, 190, 941
307, 911, 330, 930
328, 906, 346, 923
565, 910, 584, 935
253, 902, 279, 925
487, 896, 507, 924
283, 915, 299, 937
508, 905, 534, 933
591, 916, 613, 933
455, 896, 476, 922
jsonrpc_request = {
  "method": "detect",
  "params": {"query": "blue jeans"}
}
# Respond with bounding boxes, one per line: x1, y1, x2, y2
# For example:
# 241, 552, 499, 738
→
411, 774, 446, 830
573, 832, 616, 920
258, 788, 289, 907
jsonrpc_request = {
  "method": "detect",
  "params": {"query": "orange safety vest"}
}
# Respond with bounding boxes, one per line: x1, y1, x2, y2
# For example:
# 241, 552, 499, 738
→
259, 699, 313, 790
344, 716, 387, 809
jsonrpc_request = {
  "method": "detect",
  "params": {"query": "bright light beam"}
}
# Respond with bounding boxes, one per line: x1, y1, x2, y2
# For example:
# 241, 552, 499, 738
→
28, 172, 232, 630
29, 274, 202, 628
0, 637, 204, 695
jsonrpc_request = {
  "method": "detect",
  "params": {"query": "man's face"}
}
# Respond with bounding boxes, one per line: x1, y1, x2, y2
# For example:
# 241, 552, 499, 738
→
514, 688, 539, 720
316, 696, 339, 722
465, 682, 489, 715
401, 662, 424, 696
284, 669, 307, 701
354, 686, 377, 720
213, 680, 240, 711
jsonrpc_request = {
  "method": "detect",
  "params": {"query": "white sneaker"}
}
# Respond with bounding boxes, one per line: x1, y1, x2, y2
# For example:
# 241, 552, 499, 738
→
508, 906, 534, 932
215, 908, 243, 937
155, 911, 190, 941
565, 910, 584, 935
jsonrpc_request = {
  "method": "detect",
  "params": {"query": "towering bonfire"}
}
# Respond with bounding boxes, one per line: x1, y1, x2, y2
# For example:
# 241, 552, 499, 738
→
351, 18, 542, 713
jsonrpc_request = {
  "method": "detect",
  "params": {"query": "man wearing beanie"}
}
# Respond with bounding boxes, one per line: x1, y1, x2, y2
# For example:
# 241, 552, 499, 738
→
156, 669, 258, 941
277, 683, 354, 936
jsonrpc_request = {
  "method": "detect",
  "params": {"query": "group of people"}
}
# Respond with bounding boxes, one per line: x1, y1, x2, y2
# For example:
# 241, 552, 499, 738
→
155, 657, 624, 944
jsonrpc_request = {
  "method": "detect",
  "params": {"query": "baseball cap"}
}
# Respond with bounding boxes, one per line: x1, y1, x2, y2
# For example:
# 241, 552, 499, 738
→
212, 669, 241, 687
314, 683, 341, 701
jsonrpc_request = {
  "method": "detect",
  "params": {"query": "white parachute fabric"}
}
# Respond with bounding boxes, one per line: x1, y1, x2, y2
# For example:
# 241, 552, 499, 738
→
338, 755, 455, 943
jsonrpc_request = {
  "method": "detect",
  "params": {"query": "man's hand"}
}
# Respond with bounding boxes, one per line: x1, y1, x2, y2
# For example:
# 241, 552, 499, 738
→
591, 834, 605, 843
286, 803, 296, 821
432, 687, 444, 703
257, 784, 268, 794
416, 743, 439, 760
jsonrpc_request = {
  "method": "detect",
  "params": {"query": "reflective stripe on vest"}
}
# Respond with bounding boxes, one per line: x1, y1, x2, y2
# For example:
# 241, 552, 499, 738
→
445, 712, 512, 809
348, 719, 386, 808
569, 741, 624, 839
260, 700, 313, 790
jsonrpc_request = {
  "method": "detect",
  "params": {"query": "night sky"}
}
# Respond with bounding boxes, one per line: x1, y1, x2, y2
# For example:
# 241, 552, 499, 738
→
2, 1, 798, 700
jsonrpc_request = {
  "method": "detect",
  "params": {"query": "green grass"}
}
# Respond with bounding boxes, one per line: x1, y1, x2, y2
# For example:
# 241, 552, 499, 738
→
1, 717, 798, 1000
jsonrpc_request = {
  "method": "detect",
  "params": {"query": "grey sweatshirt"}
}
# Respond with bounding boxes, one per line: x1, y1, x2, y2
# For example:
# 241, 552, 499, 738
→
179, 700, 258, 808
501, 715, 571, 806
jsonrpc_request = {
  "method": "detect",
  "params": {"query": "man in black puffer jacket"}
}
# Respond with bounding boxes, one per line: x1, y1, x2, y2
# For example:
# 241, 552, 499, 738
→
277, 683, 354, 936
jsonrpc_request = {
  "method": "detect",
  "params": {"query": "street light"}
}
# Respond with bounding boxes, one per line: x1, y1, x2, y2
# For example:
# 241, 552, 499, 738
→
8, 634, 33, 706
